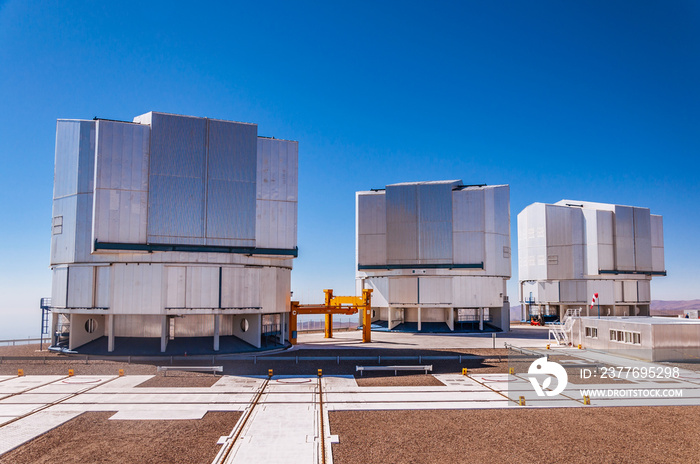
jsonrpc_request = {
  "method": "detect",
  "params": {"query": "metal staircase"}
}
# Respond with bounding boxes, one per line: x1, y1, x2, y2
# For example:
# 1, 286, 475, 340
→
548, 308, 581, 346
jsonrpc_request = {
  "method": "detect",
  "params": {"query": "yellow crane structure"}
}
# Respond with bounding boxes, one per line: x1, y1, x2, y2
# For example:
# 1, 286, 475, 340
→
289, 289, 373, 344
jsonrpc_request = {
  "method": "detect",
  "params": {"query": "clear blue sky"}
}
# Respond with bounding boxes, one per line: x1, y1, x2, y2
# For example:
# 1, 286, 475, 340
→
1, 1, 698, 338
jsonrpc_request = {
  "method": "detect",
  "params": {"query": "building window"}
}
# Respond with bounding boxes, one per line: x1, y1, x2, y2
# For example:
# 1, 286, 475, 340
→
610, 329, 641, 345
52, 216, 63, 235
585, 327, 598, 339
84, 318, 97, 334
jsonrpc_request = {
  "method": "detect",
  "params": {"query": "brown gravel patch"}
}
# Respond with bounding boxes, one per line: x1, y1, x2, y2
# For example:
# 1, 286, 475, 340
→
0, 344, 59, 357
355, 374, 445, 387
0, 410, 240, 464
136, 372, 222, 388
330, 406, 700, 464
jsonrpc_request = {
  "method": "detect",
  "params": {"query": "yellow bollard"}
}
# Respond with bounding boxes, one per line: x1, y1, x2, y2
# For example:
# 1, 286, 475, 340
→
546, 344, 550, 350
68, 369, 74, 377
118, 369, 124, 376
462, 368, 468, 376
509, 367, 515, 375
17, 369, 24, 377
268, 369, 273, 377
317, 369, 323, 377
519, 396, 526, 406
583, 395, 591, 405
578, 344, 582, 349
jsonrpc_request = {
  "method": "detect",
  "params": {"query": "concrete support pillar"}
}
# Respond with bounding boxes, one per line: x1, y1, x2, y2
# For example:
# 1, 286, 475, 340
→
417, 307, 422, 332
160, 316, 168, 353
213, 314, 220, 351
107, 314, 115, 353
479, 308, 484, 331
388, 306, 392, 331
447, 308, 454, 331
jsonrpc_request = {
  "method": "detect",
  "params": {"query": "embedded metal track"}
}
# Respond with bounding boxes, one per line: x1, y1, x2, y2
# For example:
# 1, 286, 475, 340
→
318, 375, 327, 464
212, 375, 271, 464
0, 376, 120, 429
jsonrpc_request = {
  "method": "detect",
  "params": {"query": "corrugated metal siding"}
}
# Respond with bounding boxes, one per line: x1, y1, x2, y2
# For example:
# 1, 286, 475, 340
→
623, 280, 638, 302
94, 266, 110, 308
147, 113, 207, 243
417, 183, 453, 263
206, 120, 257, 244
357, 192, 387, 266
492, 185, 510, 236
388, 278, 418, 304
650, 214, 665, 272
357, 193, 387, 234
54, 120, 95, 198
587, 280, 614, 306
165, 266, 186, 308
111, 263, 164, 314
51, 267, 68, 307
67, 266, 94, 307
259, 267, 278, 312
185, 266, 219, 308
418, 277, 452, 304
51, 196, 77, 264
638, 280, 651, 302
452, 276, 502, 307
114, 315, 161, 337
255, 138, 298, 249
452, 188, 484, 232
633, 207, 652, 271
386, 184, 418, 263
614, 206, 636, 271
175, 315, 215, 337
546, 205, 572, 247
364, 277, 389, 307
221, 266, 261, 309
93, 121, 150, 244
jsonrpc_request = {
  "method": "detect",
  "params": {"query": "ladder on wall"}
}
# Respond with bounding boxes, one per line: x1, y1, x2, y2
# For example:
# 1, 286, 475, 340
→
548, 308, 581, 345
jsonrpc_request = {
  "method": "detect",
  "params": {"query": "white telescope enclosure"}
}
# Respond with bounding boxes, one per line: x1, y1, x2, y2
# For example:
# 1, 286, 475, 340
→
50, 112, 297, 352
356, 181, 511, 332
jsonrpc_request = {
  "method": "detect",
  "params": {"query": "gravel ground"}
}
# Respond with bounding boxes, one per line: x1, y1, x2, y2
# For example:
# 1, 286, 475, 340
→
136, 372, 222, 388
0, 411, 240, 464
355, 374, 445, 387
330, 406, 700, 464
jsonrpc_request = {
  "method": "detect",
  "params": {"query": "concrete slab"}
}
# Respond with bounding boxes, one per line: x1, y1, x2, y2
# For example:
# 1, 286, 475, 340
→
0, 376, 65, 394
0, 409, 83, 455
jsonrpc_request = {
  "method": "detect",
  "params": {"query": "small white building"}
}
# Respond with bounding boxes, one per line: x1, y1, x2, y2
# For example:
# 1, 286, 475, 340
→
356, 181, 511, 332
50, 112, 297, 352
572, 317, 700, 362
518, 200, 665, 321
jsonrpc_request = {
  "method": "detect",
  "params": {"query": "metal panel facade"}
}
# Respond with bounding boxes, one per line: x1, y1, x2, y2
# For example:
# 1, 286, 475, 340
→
256, 138, 298, 249
206, 119, 257, 244
388, 278, 418, 304
386, 184, 418, 263
111, 263, 164, 314
51, 267, 68, 307
417, 183, 453, 263
148, 113, 207, 243
596, 210, 614, 271
419, 277, 452, 305
67, 266, 94, 308
357, 192, 387, 266
452, 276, 502, 307
93, 121, 150, 244
614, 205, 636, 271
633, 207, 652, 271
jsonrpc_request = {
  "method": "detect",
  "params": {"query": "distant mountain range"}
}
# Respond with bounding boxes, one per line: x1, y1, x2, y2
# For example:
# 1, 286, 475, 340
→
510, 300, 700, 320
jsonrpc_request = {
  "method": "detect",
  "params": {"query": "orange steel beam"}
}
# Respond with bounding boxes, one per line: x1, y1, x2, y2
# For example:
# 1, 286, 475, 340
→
288, 289, 373, 345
